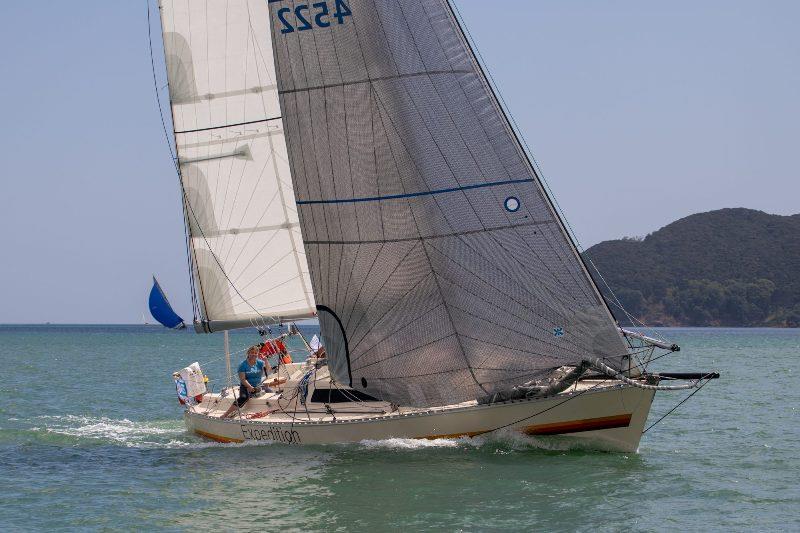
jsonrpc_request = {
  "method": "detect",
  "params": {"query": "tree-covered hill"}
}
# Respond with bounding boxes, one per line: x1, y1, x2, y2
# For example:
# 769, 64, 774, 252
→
583, 208, 800, 327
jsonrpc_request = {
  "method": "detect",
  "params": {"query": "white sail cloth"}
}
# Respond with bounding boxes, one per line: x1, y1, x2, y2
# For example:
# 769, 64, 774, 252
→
159, 0, 315, 331
267, 0, 629, 407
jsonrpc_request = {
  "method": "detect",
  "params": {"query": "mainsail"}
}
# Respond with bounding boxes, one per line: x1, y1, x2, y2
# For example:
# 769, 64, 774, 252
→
267, 0, 629, 407
158, 0, 316, 332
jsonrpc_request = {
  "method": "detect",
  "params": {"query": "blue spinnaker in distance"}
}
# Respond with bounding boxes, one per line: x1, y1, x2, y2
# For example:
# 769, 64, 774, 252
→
149, 277, 186, 329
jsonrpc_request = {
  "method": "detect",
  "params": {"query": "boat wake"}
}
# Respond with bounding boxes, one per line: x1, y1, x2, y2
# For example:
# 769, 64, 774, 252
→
26, 416, 612, 454
357, 437, 462, 450
355, 429, 598, 453
30, 415, 250, 450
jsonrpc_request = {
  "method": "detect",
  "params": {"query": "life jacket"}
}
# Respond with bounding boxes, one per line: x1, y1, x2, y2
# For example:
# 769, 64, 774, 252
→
259, 341, 276, 357
259, 338, 292, 365
276, 339, 292, 364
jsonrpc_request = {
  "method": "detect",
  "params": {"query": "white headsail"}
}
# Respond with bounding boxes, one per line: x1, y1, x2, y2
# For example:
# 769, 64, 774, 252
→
158, 0, 316, 331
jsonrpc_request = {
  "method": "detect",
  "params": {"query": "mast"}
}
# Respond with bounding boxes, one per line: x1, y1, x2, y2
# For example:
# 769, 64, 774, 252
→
224, 330, 232, 386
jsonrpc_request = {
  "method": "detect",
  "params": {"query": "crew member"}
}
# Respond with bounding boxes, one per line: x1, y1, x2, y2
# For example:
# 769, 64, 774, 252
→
223, 346, 270, 418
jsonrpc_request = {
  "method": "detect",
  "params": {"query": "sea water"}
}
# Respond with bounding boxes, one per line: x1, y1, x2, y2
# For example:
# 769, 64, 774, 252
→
0, 325, 798, 531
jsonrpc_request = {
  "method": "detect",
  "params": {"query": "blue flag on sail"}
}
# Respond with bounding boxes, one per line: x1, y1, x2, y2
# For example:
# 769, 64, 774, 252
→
149, 277, 186, 329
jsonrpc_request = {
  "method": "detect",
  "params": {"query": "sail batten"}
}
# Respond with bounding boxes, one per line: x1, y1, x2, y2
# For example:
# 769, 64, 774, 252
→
158, 0, 316, 329
268, 0, 628, 407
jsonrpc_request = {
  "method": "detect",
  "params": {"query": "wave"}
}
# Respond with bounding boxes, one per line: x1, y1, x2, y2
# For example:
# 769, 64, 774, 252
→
354, 429, 597, 453
29, 415, 190, 449
357, 437, 463, 449
28, 415, 278, 450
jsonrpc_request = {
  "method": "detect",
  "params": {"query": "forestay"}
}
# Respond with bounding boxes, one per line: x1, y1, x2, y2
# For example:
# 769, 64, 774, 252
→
267, 0, 629, 407
159, 0, 315, 331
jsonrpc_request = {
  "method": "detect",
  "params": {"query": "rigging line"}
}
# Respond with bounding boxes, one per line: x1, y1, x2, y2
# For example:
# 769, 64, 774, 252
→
482, 378, 612, 434
152, 0, 212, 324
442, 300, 586, 362
365, 86, 489, 394
215, 8, 251, 262
274, 2, 329, 299
175, 116, 283, 135
418, 0, 593, 306
148, 2, 278, 329
315, 29, 350, 313
642, 378, 710, 434
448, 1, 663, 344
276, 69, 473, 96
447, 1, 619, 324
216, 74, 278, 265
469, 221, 578, 298
344, 245, 428, 353
353, 329, 456, 372
216, 5, 263, 270
341, 242, 386, 332
447, 228, 598, 327
418, 0, 521, 195
318, 14, 363, 316
369, 88, 388, 243
367, 364, 546, 381
147, 3, 177, 165
349, 278, 443, 360
302, 221, 554, 245
586, 256, 667, 343
425, 242, 596, 354
348, 9, 489, 245
220, 184, 281, 268
328, 377, 390, 412
374, 10, 588, 385
245, 9, 314, 312
147, 1, 200, 321
391, 2, 492, 235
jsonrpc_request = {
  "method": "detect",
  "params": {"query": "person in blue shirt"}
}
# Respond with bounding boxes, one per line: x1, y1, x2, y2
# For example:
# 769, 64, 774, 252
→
223, 346, 270, 418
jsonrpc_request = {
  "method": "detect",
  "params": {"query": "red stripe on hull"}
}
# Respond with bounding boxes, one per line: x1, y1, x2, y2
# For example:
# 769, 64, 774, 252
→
523, 414, 632, 436
194, 429, 244, 443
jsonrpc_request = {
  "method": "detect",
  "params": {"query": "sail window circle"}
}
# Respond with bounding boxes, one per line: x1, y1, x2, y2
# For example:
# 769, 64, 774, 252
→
504, 196, 521, 212
361, 377, 368, 389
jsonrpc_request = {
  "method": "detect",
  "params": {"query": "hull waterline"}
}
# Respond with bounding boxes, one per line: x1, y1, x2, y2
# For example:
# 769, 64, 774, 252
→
184, 381, 655, 453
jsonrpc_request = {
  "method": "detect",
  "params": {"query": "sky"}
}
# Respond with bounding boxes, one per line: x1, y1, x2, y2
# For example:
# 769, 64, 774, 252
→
0, 1, 797, 324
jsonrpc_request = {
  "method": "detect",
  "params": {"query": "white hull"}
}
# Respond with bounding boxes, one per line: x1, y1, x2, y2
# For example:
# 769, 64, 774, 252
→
184, 378, 655, 453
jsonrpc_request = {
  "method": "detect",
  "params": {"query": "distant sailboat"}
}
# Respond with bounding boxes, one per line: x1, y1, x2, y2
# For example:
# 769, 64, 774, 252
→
151, 0, 718, 451
148, 277, 186, 330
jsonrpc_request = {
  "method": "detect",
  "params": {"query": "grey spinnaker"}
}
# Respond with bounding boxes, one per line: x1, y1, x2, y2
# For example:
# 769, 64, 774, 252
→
268, 0, 628, 407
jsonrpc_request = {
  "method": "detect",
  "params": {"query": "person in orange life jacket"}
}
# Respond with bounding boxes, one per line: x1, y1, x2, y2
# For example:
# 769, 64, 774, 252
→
222, 346, 272, 418
260, 338, 293, 367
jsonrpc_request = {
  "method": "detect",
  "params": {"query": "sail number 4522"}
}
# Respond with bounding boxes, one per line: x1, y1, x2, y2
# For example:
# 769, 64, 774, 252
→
277, 0, 352, 34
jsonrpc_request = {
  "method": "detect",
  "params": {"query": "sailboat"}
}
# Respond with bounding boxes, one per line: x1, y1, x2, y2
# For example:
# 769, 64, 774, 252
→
149, 276, 187, 329
152, 0, 717, 452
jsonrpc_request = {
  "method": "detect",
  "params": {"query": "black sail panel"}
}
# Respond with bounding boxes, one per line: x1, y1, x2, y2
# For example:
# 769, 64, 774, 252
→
269, 0, 627, 406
